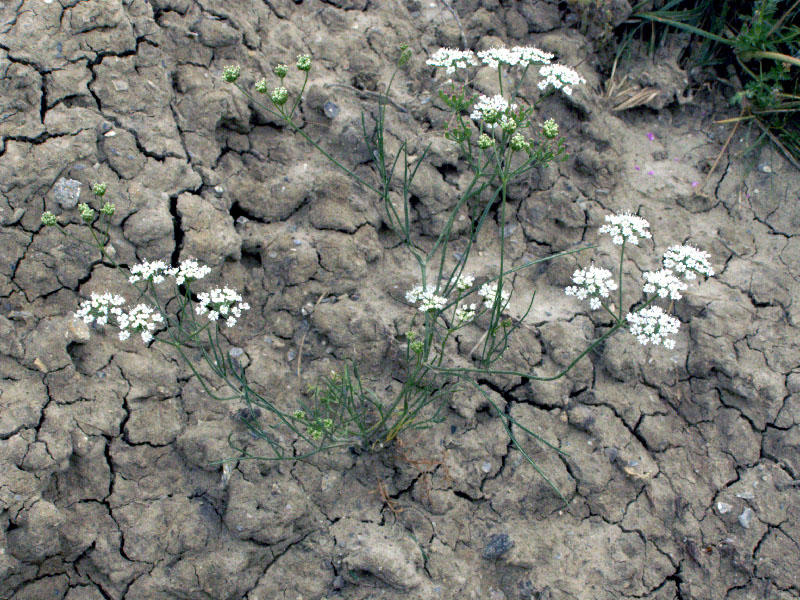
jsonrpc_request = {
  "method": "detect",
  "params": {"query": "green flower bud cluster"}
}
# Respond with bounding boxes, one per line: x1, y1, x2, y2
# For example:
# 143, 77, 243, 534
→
92, 182, 107, 197
78, 202, 95, 223
222, 65, 240, 83
274, 64, 289, 78
271, 86, 288, 107
477, 133, 494, 149
41, 211, 57, 227
542, 118, 559, 139
255, 78, 268, 94
100, 202, 115, 216
296, 54, 312, 72
510, 133, 530, 152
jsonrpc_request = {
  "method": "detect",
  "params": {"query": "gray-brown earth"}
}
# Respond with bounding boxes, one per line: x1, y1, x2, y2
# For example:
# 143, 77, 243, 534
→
1, 1, 799, 599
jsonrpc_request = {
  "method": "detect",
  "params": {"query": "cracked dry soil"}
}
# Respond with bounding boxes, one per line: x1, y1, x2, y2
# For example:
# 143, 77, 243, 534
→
1, 1, 799, 599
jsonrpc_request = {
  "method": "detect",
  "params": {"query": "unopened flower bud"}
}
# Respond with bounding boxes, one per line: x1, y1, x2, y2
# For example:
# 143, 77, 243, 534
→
271, 86, 288, 106
100, 202, 115, 217
296, 54, 312, 72
255, 78, 268, 94
274, 64, 289, 78
92, 182, 107, 197
41, 211, 57, 226
222, 65, 240, 83
542, 118, 559, 139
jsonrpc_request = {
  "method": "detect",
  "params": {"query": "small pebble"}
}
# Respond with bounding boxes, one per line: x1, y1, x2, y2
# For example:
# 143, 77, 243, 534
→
738, 508, 754, 529
717, 502, 732, 514
759, 164, 772, 173
229, 347, 244, 358
481, 461, 492, 473
287, 349, 297, 361
323, 101, 340, 119
214, 185, 224, 196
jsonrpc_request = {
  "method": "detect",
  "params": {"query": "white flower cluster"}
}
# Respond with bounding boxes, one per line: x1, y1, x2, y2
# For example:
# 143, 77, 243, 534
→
129, 260, 170, 284
564, 264, 618, 310
196, 287, 251, 328
599, 213, 652, 246
406, 286, 448, 313
663, 245, 714, 280
477, 46, 554, 69
454, 303, 477, 325
455, 273, 475, 291
118, 304, 163, 344
426, 48, 478, 73
75, 292, 126, 327
538, 64, 586, 96
470, 95, 517, 126
167, 259, 212, 285
627, 306, 680, 350
642, 269, 688, 300
478, 281, 510, 310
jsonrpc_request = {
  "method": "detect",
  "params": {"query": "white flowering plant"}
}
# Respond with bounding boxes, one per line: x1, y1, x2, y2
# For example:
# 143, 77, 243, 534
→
44, 43, 714, 503
220, 45, 710, 500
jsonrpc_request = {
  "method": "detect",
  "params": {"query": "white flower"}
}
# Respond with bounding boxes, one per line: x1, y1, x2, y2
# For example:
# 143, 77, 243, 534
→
642, 269, 688, 300
406, 285, 425, 304
196, 287, 249, 327
454, 303, 477, 325
426, 48, 478, 73
564, 264, 618, 310
118, 303, 161, 345
599, 213, 652, 246
75, 292, 127, 327
627, 306, 680, 349
166, 259, 211, 285
663, 245, 714, 280
470, 95, 517, 126
418, 291, 448, 313
455, 273, 475, 291
128, 260, 169, 284
538, 64, 585, 96
118, 330, 130, 341
478, 281, 510, 310
477, 46, 553, 69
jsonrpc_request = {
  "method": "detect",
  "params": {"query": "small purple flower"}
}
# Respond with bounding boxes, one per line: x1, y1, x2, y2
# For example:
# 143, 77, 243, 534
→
635, 165, 641, 171
647, 170, 655, 175
646, 132, 656, 141
691, 181, 700, 187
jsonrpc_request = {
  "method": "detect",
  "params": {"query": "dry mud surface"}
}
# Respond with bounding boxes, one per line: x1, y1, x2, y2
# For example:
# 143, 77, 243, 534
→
1, 1, 799, 599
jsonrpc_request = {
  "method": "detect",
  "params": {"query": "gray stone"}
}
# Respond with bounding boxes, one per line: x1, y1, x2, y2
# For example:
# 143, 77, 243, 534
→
52, 178, 82, 209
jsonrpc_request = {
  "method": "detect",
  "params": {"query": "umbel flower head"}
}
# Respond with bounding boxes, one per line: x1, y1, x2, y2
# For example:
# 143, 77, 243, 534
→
478, 281, 510, 310
542, 118, 559, 139
477, 46, 553, 69
196, 287, 250, 328
406, 286, 448, 313
271, 86, 288, 106
455, 273, 475, 291
454, 303, 477, 326
538, 64, 585, 96
564, 264, 618, 310
78, 203, 95, 223
599, 213, 652, 246
642, 268, 688, 300
470, 95, 516, 127
627, 306, 680, 350
662, 245, 714, 280
41, 211, 57, 227
273, 64, 289, 78
426, 48, 478, 73
92, 182, 107, 197
477, 133, 494, 149
222, 65, 240, 83
118, 304, 164, 344
75, 292, 126, 327
296, 54, 312, 71
255, 78, 268, 94
166, 259, 212, 285
128, 260, 170, 284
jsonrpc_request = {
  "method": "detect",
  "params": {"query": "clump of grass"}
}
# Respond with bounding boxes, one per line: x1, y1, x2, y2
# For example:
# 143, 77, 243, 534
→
616, 0, 800, 166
